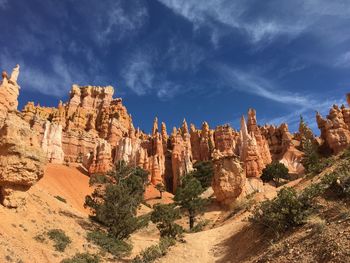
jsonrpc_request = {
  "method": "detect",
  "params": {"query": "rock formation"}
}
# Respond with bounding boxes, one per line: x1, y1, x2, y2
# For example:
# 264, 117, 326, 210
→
42, 122, 65, 163
0, 65, 46, 207
212, 152, 245, 206
190, 122, 212, 162
0, 65, 20, 122
0, 113, 46, 207
316, 104, 350, 154
87, 139, 112, 174
0, 64, 312, 207
239, 116, 266, 178
170, 120, 194, 191
213, 124, 238, 156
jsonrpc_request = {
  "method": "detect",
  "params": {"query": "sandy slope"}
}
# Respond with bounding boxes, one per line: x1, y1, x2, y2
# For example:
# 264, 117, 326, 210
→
39, 164, 93, 214
0, 164, 160, 262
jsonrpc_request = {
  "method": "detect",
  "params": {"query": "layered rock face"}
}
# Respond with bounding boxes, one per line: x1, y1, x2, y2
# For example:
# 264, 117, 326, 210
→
316, 104, 350, 154
22, 84, 133, 166
0, 66, 46, 207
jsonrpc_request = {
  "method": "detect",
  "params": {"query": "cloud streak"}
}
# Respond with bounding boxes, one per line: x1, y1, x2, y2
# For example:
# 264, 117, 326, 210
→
157, 0, 350, 48
93, 0, 148, 46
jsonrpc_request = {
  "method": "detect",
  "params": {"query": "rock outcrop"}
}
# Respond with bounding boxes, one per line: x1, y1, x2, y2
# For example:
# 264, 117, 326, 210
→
214, 125, 238, 156
190, 122, 212, 162
0, 65, 20, 123
0, 113, 46, 207
0, 66, 46, 207
316, 104, 350, 154
42, 122, 65, 163
212, 152, 245, 206
239, 116, 266, 178
87, 139, 112, 174
171, 120, 194, 191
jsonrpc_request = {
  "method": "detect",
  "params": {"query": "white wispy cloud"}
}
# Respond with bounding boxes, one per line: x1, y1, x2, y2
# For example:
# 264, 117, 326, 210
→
93, 0, 148, 46
212, 61, 346, 131
157, 0, 350, 48
213, 63, 314, 107
157, 0, 306, 45
165, 37, 205, 72
335, 51, 350, 68
122, 50, 190, 100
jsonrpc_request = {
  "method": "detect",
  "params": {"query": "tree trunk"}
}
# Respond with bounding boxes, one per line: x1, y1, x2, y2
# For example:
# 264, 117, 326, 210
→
160, 191, 163, 199
189, 210, 195, 229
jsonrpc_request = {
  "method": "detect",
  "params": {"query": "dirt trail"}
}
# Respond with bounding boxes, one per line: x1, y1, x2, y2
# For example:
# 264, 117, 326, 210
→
160, 212, 248, 263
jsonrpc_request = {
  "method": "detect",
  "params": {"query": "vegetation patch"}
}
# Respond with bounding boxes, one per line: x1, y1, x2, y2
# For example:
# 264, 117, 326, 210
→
87, 230, 132, 258
189, 161, 214, 189
85, 162, 149, 240
174, 174, 207, 230
261, 162, 289, 186
132, 237, 176, 263
151, 203, 183, 238
47, 229, 71, 252
61, 253, 100, 263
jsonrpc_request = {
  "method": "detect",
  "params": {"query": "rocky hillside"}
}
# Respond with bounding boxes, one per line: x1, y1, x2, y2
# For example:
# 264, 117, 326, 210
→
1, 64, 350, 262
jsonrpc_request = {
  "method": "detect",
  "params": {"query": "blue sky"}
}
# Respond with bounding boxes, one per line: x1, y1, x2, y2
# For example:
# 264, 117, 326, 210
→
1, 0, 350, 133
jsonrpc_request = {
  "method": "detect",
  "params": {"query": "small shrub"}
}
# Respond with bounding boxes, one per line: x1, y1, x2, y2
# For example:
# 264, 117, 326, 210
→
174, 174, 207, 229
188, 219, 210, 233
54, 195, 67, 203
340, 147, 350, 159
190, 161, 214, 189
155, 183, 166, 199
261, 162, 289, 185
34, 233, 46, 243
87, 230, 132, 258
227, 195, 256, 220
132, 237, 176, 263
47, 229, 71, 252
134, 245, 162, 263
251, 188, 310, 235
137, 213, 151, 230
158, 236, 176, 250
61, 253, 100, 263
151, 204, 183, 238
89, 174, 109, 186
321, 170, 350, 199
307, 215, 326, 234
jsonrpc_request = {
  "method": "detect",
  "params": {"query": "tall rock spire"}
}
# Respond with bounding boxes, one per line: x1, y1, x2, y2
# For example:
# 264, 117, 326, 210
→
182, 118, 189, 134
152, 117, 159, 135
161, 122, 168, 139
240, 115, 249, 141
